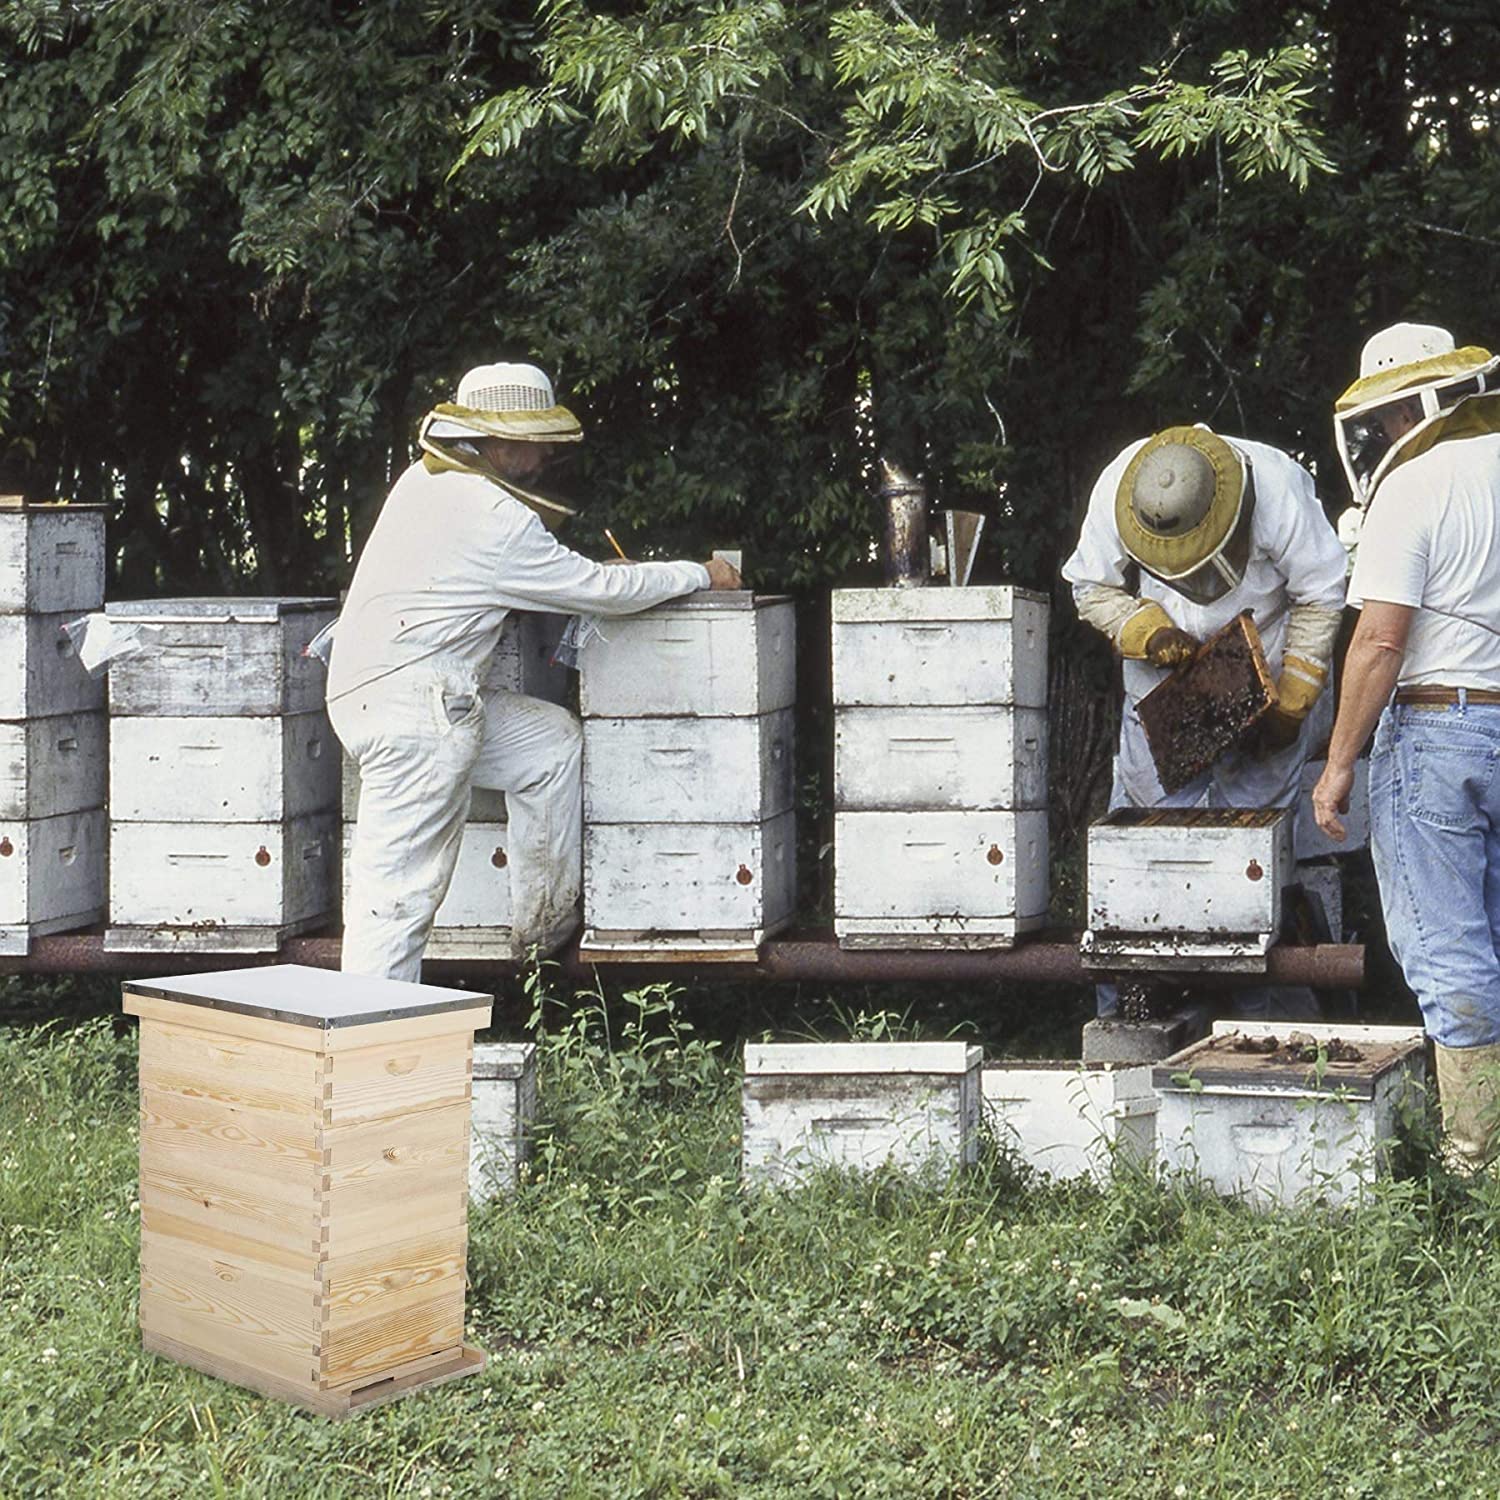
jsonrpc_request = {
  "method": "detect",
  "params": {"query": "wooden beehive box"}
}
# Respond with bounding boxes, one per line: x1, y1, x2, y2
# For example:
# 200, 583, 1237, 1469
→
1082, 807, 1293, 970
582, 707, 794, 824
111, 713, 339, 822
833, 808, 1049, 949
578, 592, 795, 718
106, 814, 339, 952
1154, 1021, 1426, 1209
981, 1062, 1157, 1183
125, 963, 492, 1418
0, 612, 105, 719
0, 711, 107, 821
834, 705, 1048, 811
105, 598, 337, 716
0, 499, 107, 615
830, 586, 1049, 708
0, 807, 106, 955
742, 1041, 984, 1185
469, 1042, 537, 1203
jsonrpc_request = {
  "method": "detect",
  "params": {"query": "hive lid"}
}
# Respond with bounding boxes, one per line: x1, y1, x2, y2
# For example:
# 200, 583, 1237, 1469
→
647, 591, 790, 611
106, 597, 338, 620
745, 1041, 983, 1076
125, 963, 492, 1029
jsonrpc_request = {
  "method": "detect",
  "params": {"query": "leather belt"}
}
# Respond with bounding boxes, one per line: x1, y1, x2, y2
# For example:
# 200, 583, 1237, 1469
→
1395, 687, 1500, 705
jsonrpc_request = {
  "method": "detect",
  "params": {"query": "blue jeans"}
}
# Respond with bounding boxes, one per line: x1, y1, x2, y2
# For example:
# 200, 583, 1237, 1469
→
1370, 699, 1500, 1048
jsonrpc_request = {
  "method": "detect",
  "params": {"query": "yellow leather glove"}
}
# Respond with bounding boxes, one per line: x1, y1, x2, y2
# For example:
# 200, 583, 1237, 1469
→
1252, 653, 1328, 757
1118, 602, 1197, 665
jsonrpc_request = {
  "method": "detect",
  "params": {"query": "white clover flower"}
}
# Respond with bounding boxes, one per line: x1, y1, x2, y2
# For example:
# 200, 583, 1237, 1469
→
530, 1400, 545, 1415
672, 1412, 687, 1429
928, 1249, 947, 1268
934, 1405, 955, 1430
963, 1235, 978, 1252
40, 1348, 58, 1363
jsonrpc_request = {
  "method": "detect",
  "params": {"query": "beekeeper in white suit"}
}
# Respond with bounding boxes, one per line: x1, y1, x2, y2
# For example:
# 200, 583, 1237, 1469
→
1063, 425, 1346, 1016
1064, 424, 1346, 813
328, 362, 739, 981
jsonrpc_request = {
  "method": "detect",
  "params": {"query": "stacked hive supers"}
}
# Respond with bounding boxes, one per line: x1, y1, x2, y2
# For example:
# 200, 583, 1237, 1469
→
0, 498, 108, 953
578, 592, 797, 957
339, 611, 569, 959
104, 597, 339, 952
831, 586, 1050, 948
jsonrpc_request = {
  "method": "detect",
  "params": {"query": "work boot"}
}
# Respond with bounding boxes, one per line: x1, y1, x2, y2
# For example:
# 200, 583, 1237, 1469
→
1432, 1041, 1500, 1176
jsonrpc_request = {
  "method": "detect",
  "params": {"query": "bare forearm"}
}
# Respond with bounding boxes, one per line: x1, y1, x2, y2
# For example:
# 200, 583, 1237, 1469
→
1326, 631, 1402, 771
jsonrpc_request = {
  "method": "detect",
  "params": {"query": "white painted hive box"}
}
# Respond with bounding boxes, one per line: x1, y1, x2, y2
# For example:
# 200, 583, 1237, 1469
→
981, 1062, 1156, 1182
0, 503, 106, 614
112, 713, 339, 822
1083, 808, 1292, 968
105, 598, 337, 716
742, 1041, 983, 1184
1295, 758, 1370, 858
1153, 1021, 1427, 1210
578, 593, 795, 718
0, 613, 105, 719
833, 808, 1048, 948
583, 707, 794, 824
831, 586, 1049, 708
0, 712, 107, 820
342, 822, 512, 957
0, 808, 106, 954
107, 812, 338, 951
834, 705, 1047, 811
469, 1042, 537, 1203
584, 811, 795, 947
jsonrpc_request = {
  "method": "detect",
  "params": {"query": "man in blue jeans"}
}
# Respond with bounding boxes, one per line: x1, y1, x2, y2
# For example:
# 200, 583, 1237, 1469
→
1314, 322, 1500, 1173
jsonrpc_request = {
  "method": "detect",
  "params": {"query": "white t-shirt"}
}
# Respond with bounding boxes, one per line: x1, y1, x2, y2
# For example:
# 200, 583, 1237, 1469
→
1348, 432, 1500, 688
328, 461, 710, 701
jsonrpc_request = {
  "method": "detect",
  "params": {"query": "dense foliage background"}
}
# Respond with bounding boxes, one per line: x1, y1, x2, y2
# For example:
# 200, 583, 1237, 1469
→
3, 0, 1497, 855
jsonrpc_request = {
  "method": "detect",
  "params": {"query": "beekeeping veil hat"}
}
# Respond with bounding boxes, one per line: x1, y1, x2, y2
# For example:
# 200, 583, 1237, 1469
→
1334, 323, 1500, 504
421, 362, 584, 445
416, 363, 583, 529
1115, 425, 1254, 605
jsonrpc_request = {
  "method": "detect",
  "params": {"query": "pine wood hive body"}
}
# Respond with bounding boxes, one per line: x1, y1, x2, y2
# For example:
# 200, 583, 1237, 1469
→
125, 964, 492, 1418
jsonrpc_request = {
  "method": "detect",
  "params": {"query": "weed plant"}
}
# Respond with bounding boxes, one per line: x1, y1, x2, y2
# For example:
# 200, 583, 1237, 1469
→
3, 987, 1500, 1497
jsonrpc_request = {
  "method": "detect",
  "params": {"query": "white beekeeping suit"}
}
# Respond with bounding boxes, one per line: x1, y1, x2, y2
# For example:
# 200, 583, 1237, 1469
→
1062, 427, 1346, 816
328, 362, 731, 981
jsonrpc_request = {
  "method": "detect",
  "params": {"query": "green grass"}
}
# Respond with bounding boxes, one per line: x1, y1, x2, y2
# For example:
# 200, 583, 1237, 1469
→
4, 985, 1500, 1498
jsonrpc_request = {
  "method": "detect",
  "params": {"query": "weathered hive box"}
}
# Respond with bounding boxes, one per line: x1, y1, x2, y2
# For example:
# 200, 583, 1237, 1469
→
485, 609, 571, 705
833, 808, 1049, 949
111, 713, 339, 822
1295, 758, 1371, 858
469, 1042, 537, 1203
579, 593, 797, 958
834, 706, 1048, 811
583, 707, 794, 823
0, 807, 106, 955
106, 813, 338, 952
125, 964, 491, 1418
0, 711, 107, 820
585, 812, 796, 950
981, 1062, 1156, 1182
0, 612, 105, 719
1082, 808, 1293, 971
1154, 1021, 1426, 1209
0, 500, 107, 615
742, 1041, 983, 1184
578, 593, 795, 718
105, 598, 337, 716
341, 821, 513, 959
830, 587, 1049, 708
